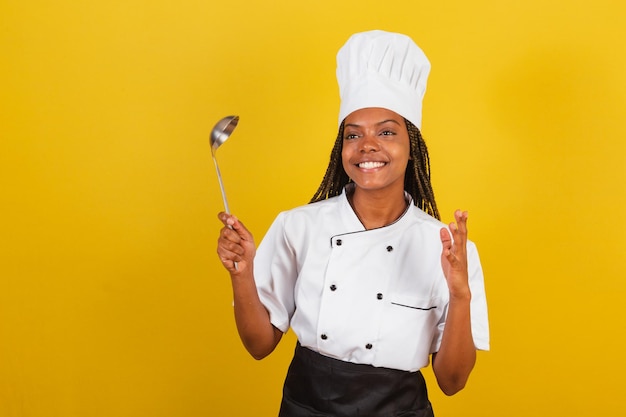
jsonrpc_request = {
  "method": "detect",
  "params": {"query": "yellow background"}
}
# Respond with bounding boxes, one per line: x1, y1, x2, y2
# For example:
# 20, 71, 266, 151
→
1, 1, 625, 416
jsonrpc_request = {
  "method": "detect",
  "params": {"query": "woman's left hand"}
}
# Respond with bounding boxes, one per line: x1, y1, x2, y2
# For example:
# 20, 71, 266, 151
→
440, 210, 471, 298
434, 210, 477, 395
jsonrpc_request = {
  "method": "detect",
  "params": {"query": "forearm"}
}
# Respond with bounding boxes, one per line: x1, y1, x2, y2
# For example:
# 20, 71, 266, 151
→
432, 293, 476, 395
231, 271, 282, 360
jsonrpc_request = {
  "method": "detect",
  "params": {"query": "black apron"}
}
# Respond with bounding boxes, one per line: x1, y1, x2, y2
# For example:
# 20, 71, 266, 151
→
279, 343, 434, 417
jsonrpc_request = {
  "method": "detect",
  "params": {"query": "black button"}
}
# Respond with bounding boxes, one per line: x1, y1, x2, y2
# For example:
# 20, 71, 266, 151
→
377, 293, 383, 300
365, 343, 373, 349
386, 245, 393, 252
330, 284, 337, 291
336, 239, 342, 246
321, 334, 328, 340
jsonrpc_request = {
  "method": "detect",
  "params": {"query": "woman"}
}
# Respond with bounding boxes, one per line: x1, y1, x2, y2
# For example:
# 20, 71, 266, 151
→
217, 30, 489, 416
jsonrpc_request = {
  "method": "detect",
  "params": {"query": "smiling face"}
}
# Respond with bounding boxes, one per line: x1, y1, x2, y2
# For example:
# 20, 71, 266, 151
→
341, 107, 411, 197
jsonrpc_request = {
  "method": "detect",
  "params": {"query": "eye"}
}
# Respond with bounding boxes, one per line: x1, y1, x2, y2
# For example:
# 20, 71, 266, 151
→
380, 130, 395, 136
344, 133, 360, 140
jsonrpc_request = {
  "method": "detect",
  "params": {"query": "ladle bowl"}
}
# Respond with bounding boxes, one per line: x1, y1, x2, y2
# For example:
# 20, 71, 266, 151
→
211, 115, 239, 153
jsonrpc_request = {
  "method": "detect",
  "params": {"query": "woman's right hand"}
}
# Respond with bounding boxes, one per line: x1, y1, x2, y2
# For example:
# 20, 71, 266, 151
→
216, 212, 256, 275
216, 213, 281, 359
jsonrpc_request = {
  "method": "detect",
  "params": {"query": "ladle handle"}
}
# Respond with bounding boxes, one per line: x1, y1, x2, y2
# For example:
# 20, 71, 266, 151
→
212, 155, 230, 214
212, 154, 238, 270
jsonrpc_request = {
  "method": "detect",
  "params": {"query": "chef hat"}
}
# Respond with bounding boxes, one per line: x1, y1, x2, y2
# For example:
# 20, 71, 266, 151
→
336, 30, 430, 128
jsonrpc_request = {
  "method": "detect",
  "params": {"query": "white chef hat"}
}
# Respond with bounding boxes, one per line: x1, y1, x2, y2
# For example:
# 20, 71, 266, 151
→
336, 30, 430, 129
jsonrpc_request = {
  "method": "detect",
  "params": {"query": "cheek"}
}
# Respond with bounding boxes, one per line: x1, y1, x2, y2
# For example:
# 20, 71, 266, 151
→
391, 145, 411, 163
399, 142, 412, 162
341, 147, 351, 169
341, 158, 351, 175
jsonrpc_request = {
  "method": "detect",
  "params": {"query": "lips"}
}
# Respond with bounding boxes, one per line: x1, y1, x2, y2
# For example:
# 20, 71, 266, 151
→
358, 161, 386, 169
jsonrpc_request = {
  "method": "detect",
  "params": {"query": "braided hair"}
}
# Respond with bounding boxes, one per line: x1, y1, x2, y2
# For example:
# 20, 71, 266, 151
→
309, 118, 440, 220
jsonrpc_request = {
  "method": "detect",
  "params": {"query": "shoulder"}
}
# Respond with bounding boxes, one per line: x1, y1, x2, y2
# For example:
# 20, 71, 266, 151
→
261, 196, 343, 250
279, 196, 342, 223
261, 196, 342, 239
405, 204, 447, 230
404, 205, 479, 249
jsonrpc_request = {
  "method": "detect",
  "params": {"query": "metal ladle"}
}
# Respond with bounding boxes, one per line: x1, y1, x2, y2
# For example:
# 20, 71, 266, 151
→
211, 115, 240, 270
210, 115, 239, 214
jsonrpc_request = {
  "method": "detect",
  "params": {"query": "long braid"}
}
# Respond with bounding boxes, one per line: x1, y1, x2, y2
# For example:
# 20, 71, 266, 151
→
309, 122, 349, 202
405, 119, 440, 220
310, 118, 439, 221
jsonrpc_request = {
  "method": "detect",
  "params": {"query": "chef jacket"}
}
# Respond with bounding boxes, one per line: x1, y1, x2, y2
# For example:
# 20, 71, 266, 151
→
254, 189, 490, 372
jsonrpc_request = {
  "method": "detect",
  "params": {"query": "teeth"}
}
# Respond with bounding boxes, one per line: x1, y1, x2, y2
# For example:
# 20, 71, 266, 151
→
359, 161, 385, 169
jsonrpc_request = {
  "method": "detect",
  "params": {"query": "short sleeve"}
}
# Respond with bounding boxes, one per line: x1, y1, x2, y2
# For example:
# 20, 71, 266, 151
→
466, 241, 490, 350
253, 212, 299, 333
431, 240, 490, 352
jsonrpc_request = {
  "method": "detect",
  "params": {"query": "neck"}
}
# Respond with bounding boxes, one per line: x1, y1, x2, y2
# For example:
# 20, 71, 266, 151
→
348, 186, 408, 230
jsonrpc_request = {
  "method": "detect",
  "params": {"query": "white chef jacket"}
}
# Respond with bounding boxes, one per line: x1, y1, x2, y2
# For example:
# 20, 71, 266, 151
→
254, 189, 490, 372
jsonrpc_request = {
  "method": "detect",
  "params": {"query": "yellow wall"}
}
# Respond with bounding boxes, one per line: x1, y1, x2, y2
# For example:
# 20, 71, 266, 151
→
1, 1, 625, 416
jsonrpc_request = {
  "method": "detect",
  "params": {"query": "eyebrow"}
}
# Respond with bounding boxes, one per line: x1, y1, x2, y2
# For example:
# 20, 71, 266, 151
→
344, 119, 402, 128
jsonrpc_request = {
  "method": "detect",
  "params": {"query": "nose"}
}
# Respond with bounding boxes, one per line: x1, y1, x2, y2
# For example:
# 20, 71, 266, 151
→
359, 133, 379, 153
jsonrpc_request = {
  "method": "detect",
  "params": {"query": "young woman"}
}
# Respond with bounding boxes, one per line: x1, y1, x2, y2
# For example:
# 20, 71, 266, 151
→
217, 30, 489, 416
